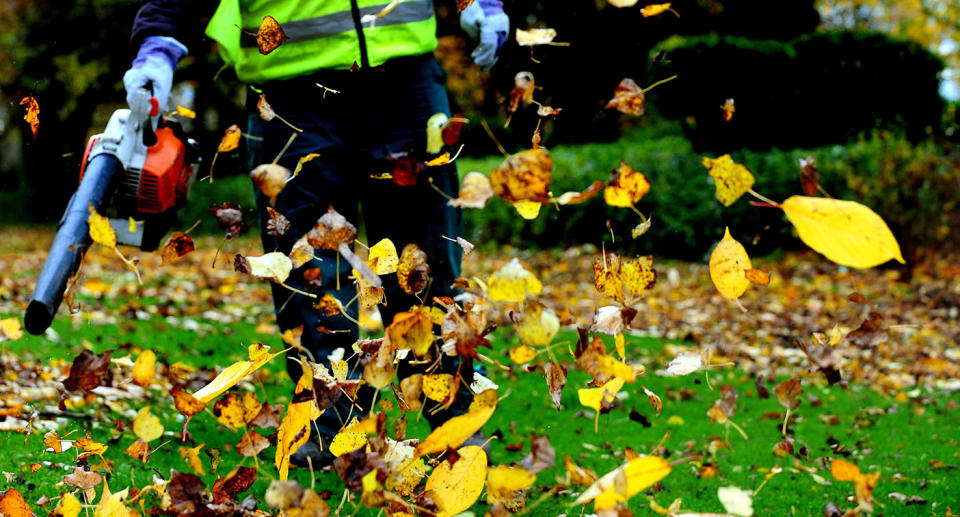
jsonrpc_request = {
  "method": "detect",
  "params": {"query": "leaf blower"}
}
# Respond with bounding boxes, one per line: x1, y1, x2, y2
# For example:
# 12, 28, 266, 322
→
24, 88, 199, 335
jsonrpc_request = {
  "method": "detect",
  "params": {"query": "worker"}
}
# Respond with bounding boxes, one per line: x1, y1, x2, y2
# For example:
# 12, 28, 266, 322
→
123, 0, 509, 467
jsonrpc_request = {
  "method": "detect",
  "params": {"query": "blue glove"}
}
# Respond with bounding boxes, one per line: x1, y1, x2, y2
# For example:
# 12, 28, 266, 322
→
460, 0, 509, 71
123, 36, 187, 112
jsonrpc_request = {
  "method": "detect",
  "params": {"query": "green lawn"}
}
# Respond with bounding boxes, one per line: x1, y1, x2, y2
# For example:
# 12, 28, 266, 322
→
2, 306, 957, 516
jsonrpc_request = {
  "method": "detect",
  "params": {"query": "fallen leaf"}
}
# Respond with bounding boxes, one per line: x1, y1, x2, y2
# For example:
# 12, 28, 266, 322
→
257, 15, 289, 55
62, 349, 113, 392
575, 455, 671, 510
160, 232, 195, 266
718, 485, 754, 517
132, 406, 164, 443
424, 445, 488, 517
605, 78, 646, 116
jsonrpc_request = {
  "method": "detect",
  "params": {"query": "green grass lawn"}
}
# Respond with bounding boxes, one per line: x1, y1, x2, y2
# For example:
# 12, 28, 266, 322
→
2, 306, 957, 516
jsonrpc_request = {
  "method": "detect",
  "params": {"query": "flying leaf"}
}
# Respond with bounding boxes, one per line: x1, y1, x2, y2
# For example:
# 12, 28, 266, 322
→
516, 304, 560, 346
210, 203, 246, 239
132, 406, 164, 443
830, 458, 881, 511
415, 389, 497, 457
192, 344, 284, 403
266, 207, 291, 237
486, 465, 536, 511
516, 28, 558, 46
250, 163, 291, 205
556, 181, 604, 205
257, 15, 289, 55
665, 350, 703, 376
575, 455, 671, 510
449, 171, 494, 209
506, 72, 535, 126
0, 318, 23, 342
292, 152, 321, 179
424, 445, 488, 517
307, 205, 357, 250
179, 443, 206, 475
275, 361, 314, 480
426, 113, 449, 154
218, 124, 242, 153
780, 196, 905, 268
643, 386, 663, 415
19, 96, 39, 139
774, 376, 802, 410
62, 349, 112, 392
721, 98, 736, 121
487, 258, 543, 302
799, 156, 820, 196
709, 227, 752, 300
257, 94, 277, 121
397, 243, 431, 294
386, 311, 434, 356
701, 154, 755, 206
366, 238, 399, 274
160, 232, 195, 266
0, 488, 31, 517
641, 2, 673, 16
245, 252, 293, 283
631, 216, 653, 238
289, 235, 315, 269
544, 361, 566, 410
172, 385, 208, 417
491, 148, 552, 204
509, 345, 537, 364
578, 377, 624, 432
604, 161, 650, 207
54, 492, 83, 517
87, 206, 116, 248
237, 430, 271, 457
605, 78, 646, 116
520, 432, 556, 474
513, 200, 542, 219
213, 392, 263, 428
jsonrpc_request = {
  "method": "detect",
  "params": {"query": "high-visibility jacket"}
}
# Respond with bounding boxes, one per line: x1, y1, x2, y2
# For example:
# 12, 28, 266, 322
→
205, 0, 438, 83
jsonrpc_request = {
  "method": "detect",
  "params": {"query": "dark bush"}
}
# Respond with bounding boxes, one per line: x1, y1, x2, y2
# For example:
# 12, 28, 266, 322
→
649, 31, 945, 154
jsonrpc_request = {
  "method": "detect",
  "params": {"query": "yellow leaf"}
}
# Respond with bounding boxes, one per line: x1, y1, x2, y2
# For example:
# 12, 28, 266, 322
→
513, 200, 542, 219
132, 406, 164, 443
701, 154, 755, 206
487, 258, 542, 302
175, 105, 196, 118
424, 445, 488, 517
516, 305, 559, 346
87, 206, 116, 248
93, 482, 131, 517
578, 377, 624, 432
1, 318, 23, 341
76, 437, 108, 456
449, 171, 494, 209
218, 124, 242, 152
515, 28, 558, 46
19, 96, 39, 139
55, 491, 83, 517
426, 152, 451, 166
275, 361, 314, 480
608, 0, 639, 6
250, 163, 291, 205
330, 421, 368, 457
422, 373, 457, 402
709, 227, 752, 300
213, 392, 263, 428
640, 2, 672, 17
781, 195, 905, 268
491, 148, 552, 204
366, 238, 399, 275
386, 311, 434, 356
179, 443, 205, 475
509, 345, 538, 365
246, 252, 294, 283
486, 465, 536, 509
426, 113, 449, 154
416, 389, 497, 457
604, 161, 650, 207
192, 344, 283, 403
575, 455, 671, 510
132, 350, 156, 387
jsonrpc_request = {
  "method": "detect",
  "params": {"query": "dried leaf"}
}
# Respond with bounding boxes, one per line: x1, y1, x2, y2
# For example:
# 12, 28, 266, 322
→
424, 445, 488, 517
709, 227, 752, 300
640, 2, 672, 16
386, 311, 434, 356
721, 98, 736, 121
257, 15, 289, 55
515, 28, 557, 46
604, 161, 650, 207
397, 243, 431, 294
251, 163, 291, 205
19, 96, 39, 139
244, 252, 293, 283
307, 206, 357, 250
544, 361, 566, 410
209, 203, 246, 239
774, 376, 802, 410
556, 181, 604, 205
266, 207, 291, 237
799, 156, 820, 196
237, 430, 271, 457
506, 72, 535, 126
62, 349, 112, 392
218, 124, 242, 153
366, 238, 399, 275
605, 78, 646, 116
491, 148, 552, 204
701, 154, 755, 206
160, 232, 195, 266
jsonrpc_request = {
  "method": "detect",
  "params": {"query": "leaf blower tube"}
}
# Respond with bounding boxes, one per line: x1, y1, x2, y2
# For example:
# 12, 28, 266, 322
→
24, 153, 123, 335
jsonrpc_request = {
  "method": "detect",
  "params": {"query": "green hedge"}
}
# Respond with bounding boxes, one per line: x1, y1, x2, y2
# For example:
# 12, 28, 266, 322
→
649, 31, 945, 153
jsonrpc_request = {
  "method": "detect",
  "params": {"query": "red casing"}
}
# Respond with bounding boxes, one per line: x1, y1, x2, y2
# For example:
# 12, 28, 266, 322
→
139, 127, 185, 214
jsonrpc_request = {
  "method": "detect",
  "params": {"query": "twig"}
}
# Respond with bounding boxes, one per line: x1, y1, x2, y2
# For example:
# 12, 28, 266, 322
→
480, 118, 510, 157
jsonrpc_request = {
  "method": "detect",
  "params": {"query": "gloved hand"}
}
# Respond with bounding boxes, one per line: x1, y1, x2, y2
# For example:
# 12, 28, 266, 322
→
460, 0, 509, 71
123, 36, 188, 112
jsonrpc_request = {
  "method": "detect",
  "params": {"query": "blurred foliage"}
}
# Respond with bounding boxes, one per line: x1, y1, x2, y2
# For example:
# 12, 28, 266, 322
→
455, 128, 960, 262
649, 31, 945, 153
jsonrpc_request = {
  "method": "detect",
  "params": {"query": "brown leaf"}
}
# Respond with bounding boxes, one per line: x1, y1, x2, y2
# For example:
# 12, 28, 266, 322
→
520, 432, 555, 474
543, 360, 566, 410
721, 98, 735, 122
250, 403, 284, 429
217, 124, 242, 153
397, 243, 431, 294
251, 164, 292, 206
389, 153, 426, 187
307, 206, 357, 250
62, 466, 102, 490
19, 96, 39, 139
257, 15, 290, 55
123, 439, 151, 462
210, 203, 246, 239
845, 312, 888, 348
490, 148, 552, 204
212, 466, 257, 503
799, 156, 820, 196
233, 253, 251, 274
257, 94, 277, 121
266, 207, 291, 237
505, 72, 535, 126
172, 386, 208, 417
457, 0, 474, 12
744, 268, 770, 285
160, 232, 195, 266
168, 472, 206, 513
556, 181, 604, 205
774, 376, 802, 410
442, 113, 467, 145
449, 172, 494, 209
605, 78, 646, 116
62, 349, 112, 392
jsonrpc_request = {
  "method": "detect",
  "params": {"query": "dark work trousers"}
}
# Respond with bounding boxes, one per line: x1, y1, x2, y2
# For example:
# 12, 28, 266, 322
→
245, 53, 469, 442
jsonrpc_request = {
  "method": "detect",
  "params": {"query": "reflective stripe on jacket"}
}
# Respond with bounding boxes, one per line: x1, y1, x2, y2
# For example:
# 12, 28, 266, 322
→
205, 0, 438, 83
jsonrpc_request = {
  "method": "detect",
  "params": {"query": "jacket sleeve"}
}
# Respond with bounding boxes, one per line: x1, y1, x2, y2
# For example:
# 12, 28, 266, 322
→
131, 0, 216, 50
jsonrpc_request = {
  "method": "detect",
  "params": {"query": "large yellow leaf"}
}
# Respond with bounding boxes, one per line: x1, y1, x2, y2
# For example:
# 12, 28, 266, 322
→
575, 455, 671, 510
781, 196, 905, 268
415, 389, 497, 458
516, 305, 559, 346
366, 238, 399, 274
486, 465, 536, 509
132, 350, 156, 387
701, 154, 754, 206
192, 344, 283, 403
87, 206, 116, 248
709, 227, 752, 300
487, 258, 542, 302
132, 406, 164, 443
424, 445, 488, 517
604, 161, 650, 207
386, 311, 434, 356
275, 362, 315, 480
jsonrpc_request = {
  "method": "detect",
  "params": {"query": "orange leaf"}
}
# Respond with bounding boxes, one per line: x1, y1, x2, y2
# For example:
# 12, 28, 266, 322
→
0, 488, 32, 517
160, 232, 195, 266
257, 15, 290, 55
605, 79, 645, 116
19, 96, 39, 139
218, 124, 242, 152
